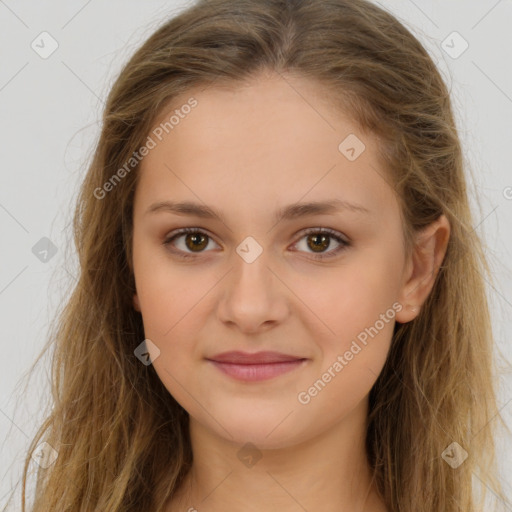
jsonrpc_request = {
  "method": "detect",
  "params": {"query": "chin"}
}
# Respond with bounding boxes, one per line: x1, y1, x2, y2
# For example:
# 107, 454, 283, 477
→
201, 406, 312, 451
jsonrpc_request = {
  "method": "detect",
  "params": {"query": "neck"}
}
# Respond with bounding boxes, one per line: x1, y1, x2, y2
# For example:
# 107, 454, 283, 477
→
166, 397, 387, 512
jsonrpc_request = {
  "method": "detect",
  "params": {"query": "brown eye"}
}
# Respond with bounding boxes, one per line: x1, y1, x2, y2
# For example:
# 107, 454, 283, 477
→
306, 233, 330, 252
184, 232, 208, 252
163, 228, 219, 258
293, 228, 350, 260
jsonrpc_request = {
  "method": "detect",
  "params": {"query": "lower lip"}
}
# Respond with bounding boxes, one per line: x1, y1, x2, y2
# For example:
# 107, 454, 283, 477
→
208, 359, 307, 382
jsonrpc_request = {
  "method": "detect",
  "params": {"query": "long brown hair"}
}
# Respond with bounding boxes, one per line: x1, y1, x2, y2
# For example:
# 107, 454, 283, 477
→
6, 0, 509, 510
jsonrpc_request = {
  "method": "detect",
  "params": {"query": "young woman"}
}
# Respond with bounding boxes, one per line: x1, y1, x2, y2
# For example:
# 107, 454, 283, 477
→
10, 0, 509, 510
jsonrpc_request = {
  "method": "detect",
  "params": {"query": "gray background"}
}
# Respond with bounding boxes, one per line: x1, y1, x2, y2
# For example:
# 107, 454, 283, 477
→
1, 0, 511, 509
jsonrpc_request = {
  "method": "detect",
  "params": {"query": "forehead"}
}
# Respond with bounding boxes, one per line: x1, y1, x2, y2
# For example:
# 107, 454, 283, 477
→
148, 71, 364, 155
135, 72, 396, 221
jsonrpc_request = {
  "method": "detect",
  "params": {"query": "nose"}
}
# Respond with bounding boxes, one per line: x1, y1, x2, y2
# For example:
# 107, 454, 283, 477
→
216, 248, 290, 334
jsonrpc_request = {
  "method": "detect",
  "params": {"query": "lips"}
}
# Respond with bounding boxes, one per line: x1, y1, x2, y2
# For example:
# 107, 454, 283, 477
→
206, 351, 308, 382
206, 351, 305, 364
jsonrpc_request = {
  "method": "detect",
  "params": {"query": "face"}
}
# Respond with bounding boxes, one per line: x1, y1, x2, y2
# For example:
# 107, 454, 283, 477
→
131, 71, 413, 449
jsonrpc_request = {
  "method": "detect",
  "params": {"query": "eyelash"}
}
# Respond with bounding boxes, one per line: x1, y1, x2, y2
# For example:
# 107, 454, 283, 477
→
162, 227, 350, 261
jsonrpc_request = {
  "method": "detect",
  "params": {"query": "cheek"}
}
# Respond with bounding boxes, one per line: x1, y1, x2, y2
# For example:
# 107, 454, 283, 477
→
292, 248, 403, 342
132, 259, 222, 407
288, 248, 404, 403
134, 266, 212, 402
132, 236, 218, 338
292, 258, 399, 418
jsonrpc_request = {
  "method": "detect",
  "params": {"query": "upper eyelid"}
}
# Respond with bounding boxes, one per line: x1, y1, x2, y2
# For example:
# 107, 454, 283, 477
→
165, 227, 221, 246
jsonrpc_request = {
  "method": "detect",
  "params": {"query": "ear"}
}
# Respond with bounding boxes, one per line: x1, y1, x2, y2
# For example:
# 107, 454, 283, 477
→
395, 214, 450, 324
133, 293, 141, 312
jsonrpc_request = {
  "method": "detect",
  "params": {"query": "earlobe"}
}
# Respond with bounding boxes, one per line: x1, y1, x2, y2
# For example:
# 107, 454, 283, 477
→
395, 214, 450, 324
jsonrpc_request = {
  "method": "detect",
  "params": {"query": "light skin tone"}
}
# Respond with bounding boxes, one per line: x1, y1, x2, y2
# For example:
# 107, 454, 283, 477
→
130, 70, 450, 512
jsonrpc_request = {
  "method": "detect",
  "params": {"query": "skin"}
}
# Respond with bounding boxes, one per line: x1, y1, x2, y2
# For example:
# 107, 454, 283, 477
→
130, 69, 450, 512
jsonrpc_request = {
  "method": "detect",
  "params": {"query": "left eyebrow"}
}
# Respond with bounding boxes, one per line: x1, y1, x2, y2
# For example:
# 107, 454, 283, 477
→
145, 199, 372, 224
